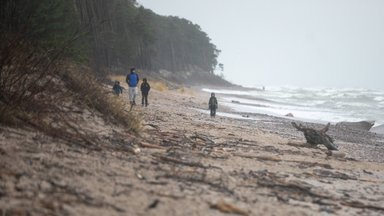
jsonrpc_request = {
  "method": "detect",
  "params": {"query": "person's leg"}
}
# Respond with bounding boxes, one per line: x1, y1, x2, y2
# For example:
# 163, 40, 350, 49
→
213, 108, 216, 117
128, 87, 134, 104
132, 87, 137, 105
141, 92, 145, 106
144, 93, 148, 106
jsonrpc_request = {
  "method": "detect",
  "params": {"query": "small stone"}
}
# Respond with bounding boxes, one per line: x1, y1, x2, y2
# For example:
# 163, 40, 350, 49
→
16, 176, 35, 191
285, 113, 294, 117
55, 180, 67, 187
25, 190, 35, 198
133, 147, 141, 154
328, 151, 346, 158
37, 193, 45, 199
136, 173, 144, 180
40, 181, 52, 192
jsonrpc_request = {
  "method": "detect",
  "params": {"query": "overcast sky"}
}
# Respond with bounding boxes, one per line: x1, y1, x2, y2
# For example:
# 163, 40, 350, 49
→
138, 0, 384, 89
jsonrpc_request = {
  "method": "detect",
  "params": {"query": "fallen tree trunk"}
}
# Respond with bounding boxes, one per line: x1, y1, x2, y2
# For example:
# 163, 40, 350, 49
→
291, 122, 338, 150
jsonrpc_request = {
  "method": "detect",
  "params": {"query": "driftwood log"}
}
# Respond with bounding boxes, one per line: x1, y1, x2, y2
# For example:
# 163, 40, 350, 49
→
291, 122, 338, 150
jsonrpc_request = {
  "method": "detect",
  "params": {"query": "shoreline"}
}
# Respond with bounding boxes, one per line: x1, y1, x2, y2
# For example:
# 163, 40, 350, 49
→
201, 86, 384, 128
142, 86, 384, 163
198, 87, 384, 145
1, 86, 384, 215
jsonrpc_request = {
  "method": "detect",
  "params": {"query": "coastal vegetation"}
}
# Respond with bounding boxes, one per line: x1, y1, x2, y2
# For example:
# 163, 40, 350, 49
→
1, 0, 227, 77
0, 0, 228, 133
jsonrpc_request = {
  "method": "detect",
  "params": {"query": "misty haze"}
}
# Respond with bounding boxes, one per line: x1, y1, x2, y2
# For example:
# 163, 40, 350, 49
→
1, 1, 384, 215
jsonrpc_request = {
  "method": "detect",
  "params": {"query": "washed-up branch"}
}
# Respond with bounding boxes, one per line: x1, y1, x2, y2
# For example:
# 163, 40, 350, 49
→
292, 122, 338, 150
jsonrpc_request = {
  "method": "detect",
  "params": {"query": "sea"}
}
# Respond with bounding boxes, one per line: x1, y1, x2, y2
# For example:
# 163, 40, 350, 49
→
202, 86, 384, 126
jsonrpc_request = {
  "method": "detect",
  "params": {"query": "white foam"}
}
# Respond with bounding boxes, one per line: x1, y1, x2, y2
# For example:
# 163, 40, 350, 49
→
204, 86, 384, 125
202, 88, 252, 96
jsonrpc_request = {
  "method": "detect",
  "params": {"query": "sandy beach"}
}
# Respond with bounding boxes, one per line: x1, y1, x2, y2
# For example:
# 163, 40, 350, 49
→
1, 87, 384, 215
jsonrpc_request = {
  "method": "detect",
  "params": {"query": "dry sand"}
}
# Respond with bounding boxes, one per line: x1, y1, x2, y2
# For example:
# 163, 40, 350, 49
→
1, 87, 384, 215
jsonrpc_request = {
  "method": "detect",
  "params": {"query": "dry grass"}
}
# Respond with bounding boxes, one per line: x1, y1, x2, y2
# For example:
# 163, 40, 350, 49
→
64, 65, 141, 133
177, 86, 196, 96
0, 45, 140, 147
109, 75, 170, 92
109, 74, 196, 101
109, 75, 127, 88
0, 35, 62, 126
150, 81, 169, 92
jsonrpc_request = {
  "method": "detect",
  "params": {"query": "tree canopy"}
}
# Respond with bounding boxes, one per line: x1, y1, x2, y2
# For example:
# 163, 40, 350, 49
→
1, 0, 228, 84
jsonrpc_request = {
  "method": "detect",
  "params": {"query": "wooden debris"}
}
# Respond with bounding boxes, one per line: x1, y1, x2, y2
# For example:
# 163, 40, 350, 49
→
147, 199, 160, 209
144, 123, 159, 129
154, 154, 208, 169
151, 191, 186, 199
139, 142, 166, 150
209, 200, 249, 216
291, 122, 338, 150
233, 153, 282, 162
341, 200, 384, 211
190, 133, 215, 144
312, 169, 357, 180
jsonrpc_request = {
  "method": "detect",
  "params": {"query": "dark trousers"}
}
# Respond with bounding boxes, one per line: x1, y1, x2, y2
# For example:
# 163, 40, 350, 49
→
142, 92, 148, 106
210, 108, 216, 117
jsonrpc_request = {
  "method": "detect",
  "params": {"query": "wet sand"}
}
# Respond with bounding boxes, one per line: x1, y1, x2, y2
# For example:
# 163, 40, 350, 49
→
1, 87, 384, 215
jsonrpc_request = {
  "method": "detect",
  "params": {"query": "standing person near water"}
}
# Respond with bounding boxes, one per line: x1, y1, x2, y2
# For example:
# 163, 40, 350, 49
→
208, 92, 218, 117
140, 78, 151, 107
126, 67, 139, 105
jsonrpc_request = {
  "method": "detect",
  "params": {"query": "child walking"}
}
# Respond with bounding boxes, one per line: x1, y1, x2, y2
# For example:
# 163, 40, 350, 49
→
208, 92, 218, 117
140, 78, 151, 107
112, 81, 123, 95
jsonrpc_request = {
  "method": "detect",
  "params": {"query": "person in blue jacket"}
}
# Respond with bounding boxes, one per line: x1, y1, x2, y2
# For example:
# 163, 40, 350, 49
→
126, 67, 139, 105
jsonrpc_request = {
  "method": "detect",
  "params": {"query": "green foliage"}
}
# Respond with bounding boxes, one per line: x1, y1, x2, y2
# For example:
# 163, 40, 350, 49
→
0, 0, 83, 59
30, 0, 77, 48
1, 0, 222, 78
71, 0, 221, 75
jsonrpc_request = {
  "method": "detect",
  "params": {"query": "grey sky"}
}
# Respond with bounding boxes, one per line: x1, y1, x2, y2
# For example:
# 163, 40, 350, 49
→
138, 0, 384, 89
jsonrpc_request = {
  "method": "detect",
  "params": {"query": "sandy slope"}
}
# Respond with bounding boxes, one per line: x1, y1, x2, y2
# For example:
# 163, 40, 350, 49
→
1, 88, 384, 215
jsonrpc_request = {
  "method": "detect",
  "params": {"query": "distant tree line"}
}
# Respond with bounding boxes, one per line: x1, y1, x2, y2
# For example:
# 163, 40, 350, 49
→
1, 0, 222, 77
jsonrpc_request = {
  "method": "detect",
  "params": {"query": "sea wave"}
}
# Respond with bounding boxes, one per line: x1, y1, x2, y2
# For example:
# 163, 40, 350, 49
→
203, 86, 384, 125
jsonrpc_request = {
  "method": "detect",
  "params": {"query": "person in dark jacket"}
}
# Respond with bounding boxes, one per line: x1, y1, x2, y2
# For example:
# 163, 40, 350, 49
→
140, 78, 151, 107
208, 92, 218, 117
126, 67, 139, 105
112, 81, 123, 95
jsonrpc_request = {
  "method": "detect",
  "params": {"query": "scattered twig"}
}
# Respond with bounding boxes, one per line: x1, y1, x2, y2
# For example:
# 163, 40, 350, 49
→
341, 200, 384, 212
140, 142, 166, 150
209, 200, 249, 216
233, 153, 282, 162
190, 133, 215, 144
156, 154, 205, 168
146, 199, 160, 209
144, 123, 159, 129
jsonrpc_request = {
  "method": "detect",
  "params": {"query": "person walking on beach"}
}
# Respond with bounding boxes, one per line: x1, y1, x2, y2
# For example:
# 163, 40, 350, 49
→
208, 92, 218, 117
112, 81, 123, 96
140, 78, 151, 107
126, 67, 139, 105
